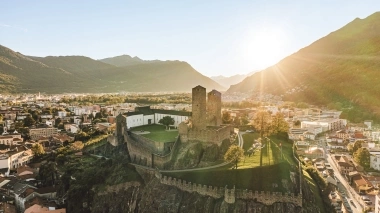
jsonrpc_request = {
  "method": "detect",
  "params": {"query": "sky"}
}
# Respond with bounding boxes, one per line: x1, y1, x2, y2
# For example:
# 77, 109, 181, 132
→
1, 1, 379, 77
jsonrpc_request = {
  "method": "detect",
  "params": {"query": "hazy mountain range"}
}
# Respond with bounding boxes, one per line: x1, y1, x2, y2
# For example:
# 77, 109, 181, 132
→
0, 46, 224, 93
228, 12, 380, 120
210, 71, 257, 88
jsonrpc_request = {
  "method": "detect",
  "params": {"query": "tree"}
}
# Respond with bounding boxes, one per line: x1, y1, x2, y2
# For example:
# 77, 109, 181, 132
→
70, 141, 84, 151
354, 147, 370, 170
224, 145, 244, 169
352, 140, 364, 153
55, 117, 62, 127
222, 111, 232, 124
293, 120, 301, 127
271, 112, 289, 135
159, 116, 174, 129
23, 115, 36, 127
253, 110, 272, 166
32, 143, 45, 157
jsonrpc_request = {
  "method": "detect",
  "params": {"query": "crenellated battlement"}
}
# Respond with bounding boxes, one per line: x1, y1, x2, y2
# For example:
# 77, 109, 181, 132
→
156, 173, 302, 207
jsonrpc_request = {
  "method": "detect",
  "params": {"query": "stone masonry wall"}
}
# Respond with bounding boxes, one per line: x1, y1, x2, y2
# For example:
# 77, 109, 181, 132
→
187, 125, 231, 145
156, 173, 302, 207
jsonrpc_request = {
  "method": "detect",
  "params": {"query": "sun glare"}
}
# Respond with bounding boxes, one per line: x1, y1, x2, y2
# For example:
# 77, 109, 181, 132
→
242, 28, 288, 69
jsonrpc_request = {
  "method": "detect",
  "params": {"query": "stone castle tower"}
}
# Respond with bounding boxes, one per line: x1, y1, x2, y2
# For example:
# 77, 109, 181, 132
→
179, 85, 231, 144
207, 90, 222, 126
192, 85, 207, 129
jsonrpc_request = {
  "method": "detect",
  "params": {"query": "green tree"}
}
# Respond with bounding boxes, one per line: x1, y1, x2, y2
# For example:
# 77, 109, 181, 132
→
354, 147, 370, 170
23, 115, 36, 127
222, 111, 232, 124
31, 143, 45, 157
253, 110, 272, 166
352, 140, 364, 153
224, 145, 244, 169
159, 116, 175, 129
271, 112, 289, 135
71, 141, 84, 151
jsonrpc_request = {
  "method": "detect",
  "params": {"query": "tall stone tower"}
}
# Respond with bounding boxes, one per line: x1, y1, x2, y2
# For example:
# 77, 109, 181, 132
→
192, 85, 207, 129
207, 90, 222, 126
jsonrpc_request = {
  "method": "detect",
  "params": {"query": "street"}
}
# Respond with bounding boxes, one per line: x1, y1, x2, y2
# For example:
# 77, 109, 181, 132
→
326, 154, 363, 213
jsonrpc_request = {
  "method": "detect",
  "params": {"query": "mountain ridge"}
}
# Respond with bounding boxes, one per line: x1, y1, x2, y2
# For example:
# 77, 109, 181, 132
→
0, 45, 225, 93
227, 12, 380, 121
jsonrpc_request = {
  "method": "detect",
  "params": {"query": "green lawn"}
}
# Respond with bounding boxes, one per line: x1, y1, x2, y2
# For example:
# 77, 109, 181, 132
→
130, 124, 178, 142
163, 162, 293, 193
238, 133, 292, 168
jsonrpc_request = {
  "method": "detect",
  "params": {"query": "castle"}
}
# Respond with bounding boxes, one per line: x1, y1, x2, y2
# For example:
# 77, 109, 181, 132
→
109, 85, 232, 168
178, 85, 232, 145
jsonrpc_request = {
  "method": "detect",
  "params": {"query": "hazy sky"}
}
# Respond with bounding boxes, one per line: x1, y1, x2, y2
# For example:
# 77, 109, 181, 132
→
1, 1, 379, 77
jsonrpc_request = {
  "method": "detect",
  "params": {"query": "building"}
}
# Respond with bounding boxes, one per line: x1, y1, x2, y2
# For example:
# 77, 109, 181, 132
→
375, 193, 380, 213
57, 111, 67, 118
124, 106, 191, 129
370, 151, 380, 171
301, 118, 346, 132
334, 155, 355, 175
304, 147, 324, 159
29, 128, 58, 140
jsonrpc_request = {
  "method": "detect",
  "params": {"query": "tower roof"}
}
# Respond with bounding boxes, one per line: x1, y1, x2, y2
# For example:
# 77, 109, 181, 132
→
192, 85, 206, 90
208, 89, 221, 96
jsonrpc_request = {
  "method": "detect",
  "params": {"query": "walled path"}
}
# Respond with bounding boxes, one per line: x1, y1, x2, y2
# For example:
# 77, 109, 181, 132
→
131, 160, 231, 173
238, 131, 246, 148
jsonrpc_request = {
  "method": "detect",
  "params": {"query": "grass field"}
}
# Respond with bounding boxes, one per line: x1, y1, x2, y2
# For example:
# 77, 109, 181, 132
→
162, 162, 293, 193
238, 133, 293, 168
130, 124, 178, 142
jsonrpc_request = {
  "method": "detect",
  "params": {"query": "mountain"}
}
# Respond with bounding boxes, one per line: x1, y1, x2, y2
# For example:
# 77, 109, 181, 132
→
0, 45, 224, 93
99, 55, 160, 67
0, 45, 93, 93
211, 71, 257, 88
227, 12, 380, 121
92, 60, 225, 92
30, 55, 115, 72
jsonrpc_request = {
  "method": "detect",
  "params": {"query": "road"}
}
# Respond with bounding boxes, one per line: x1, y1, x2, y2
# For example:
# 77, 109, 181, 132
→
326, 154, 363, 213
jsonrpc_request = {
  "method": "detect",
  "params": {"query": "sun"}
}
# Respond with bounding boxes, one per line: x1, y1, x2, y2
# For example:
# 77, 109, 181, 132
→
242, 28, 288, 69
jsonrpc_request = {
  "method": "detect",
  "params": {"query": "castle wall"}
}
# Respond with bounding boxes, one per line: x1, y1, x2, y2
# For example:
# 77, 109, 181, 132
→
192, 86, 207, 130
207, 90, 222, 126
187, 125, 231, 145
126, 131, 180, 169
156, 173, 302, 206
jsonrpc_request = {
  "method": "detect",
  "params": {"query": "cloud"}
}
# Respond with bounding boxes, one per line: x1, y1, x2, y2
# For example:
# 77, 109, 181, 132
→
0, 24, 28, 32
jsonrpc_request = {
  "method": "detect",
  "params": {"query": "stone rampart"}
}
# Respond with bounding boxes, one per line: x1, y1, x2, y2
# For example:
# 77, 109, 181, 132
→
129, 133, 166, 153
127, 132, 181, 169
156, 173, 302, 207
126, 134, 153, 167
186, 125, 231, 145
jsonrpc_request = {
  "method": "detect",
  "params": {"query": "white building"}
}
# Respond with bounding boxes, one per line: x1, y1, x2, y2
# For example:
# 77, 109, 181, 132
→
70, 124, 79, 134
301, 119, 346, 132
57, 111, 67, 118
364, 120, 372, 130
375, 193, 380, 213
74, 108, 86, 116
370, 151, 380, 171
124, 106, 191, 129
